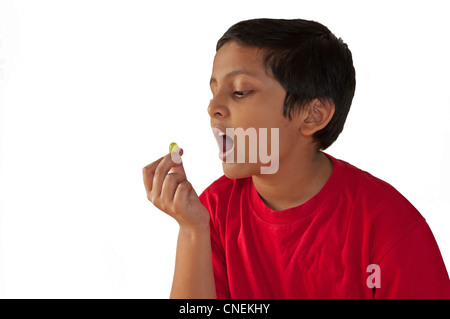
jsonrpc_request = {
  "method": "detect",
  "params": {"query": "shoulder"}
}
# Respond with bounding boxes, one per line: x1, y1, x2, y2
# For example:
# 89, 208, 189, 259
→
330, 154, 397, 192
328, 153, 425, 259
329, 153, 421, 217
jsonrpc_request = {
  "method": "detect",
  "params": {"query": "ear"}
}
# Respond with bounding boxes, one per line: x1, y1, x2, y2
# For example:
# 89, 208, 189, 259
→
299, 98, 335, 136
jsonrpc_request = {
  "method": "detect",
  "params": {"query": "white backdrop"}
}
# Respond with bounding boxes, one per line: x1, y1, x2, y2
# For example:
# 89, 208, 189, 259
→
0, 0, 449, 298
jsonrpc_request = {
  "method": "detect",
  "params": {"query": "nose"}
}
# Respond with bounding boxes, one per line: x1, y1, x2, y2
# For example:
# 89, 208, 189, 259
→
208, 95, 229, 119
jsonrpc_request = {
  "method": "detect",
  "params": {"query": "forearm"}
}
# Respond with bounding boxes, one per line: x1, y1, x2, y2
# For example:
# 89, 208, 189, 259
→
170, 225, 217, 299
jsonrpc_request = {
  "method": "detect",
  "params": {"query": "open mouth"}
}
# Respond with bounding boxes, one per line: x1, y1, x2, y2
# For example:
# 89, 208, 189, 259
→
212, 127, 235, 159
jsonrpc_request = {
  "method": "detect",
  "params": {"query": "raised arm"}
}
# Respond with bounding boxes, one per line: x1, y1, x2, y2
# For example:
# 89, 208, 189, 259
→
142, 148, 216, 298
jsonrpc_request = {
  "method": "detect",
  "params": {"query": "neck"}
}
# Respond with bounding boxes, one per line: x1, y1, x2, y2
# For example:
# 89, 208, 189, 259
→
251, 150, 333, 211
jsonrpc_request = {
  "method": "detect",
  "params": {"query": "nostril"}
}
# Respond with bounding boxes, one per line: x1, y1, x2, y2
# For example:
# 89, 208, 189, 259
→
208, 99, 227, 118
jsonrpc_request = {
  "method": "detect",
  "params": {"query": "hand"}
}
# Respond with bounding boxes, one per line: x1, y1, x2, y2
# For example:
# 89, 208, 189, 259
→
142, 149, 210, 231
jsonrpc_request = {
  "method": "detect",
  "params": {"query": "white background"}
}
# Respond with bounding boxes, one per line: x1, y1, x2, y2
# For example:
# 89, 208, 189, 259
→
0, 0, 449, 298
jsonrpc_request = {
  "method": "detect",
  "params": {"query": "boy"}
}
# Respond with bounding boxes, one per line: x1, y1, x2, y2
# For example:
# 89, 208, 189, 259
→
142, 18, 450, 298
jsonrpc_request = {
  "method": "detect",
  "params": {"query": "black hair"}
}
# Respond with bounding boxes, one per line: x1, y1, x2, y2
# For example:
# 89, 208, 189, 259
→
216, 18, 356, 150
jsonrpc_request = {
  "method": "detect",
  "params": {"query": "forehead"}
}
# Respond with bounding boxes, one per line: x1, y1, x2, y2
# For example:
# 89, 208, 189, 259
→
211, 41, 267, 81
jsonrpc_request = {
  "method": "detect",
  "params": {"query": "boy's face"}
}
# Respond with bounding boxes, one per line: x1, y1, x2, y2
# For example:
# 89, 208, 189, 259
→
209, 41, 301, 179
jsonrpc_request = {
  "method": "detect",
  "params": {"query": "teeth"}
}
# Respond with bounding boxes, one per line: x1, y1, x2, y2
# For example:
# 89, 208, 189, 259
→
218, 131, 226, 137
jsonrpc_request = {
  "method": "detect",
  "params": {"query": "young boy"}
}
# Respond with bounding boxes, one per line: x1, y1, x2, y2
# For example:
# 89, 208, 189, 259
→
142, 18, 450, 298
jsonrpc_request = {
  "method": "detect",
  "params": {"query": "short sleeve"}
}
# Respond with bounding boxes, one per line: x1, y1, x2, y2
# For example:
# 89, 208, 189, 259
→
373, 218, 450, 298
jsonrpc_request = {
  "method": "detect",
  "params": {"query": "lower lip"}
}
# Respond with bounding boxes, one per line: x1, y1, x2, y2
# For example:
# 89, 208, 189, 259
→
219, 146, 234, 161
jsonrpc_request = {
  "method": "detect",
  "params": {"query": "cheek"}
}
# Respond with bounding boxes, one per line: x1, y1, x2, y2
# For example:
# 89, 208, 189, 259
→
245, 92, 285, 125
275, 123, 298, 157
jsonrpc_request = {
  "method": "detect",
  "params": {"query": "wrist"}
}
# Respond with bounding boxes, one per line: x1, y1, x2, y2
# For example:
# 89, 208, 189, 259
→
177, 206, 211, 233
178, 222, 210, 240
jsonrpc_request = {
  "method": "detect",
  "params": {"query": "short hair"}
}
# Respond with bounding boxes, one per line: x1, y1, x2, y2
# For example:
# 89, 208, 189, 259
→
216, 18, 356, 150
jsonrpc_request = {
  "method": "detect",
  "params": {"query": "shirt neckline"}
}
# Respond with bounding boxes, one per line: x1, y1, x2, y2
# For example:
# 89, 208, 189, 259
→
248, 152, 342, 225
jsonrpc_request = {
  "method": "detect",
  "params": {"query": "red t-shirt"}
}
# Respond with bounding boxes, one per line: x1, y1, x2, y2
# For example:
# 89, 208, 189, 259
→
199, 153, 450, 298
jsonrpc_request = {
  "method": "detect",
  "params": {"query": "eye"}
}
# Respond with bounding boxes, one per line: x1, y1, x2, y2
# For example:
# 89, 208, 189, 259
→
233, 90, 252, 98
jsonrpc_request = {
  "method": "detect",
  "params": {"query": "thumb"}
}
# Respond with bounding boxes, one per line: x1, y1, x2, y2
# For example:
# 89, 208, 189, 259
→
169, 161, 186, 176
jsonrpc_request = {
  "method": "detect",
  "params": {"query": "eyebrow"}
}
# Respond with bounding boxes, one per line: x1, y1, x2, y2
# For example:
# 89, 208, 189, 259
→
209, 69, 258, 86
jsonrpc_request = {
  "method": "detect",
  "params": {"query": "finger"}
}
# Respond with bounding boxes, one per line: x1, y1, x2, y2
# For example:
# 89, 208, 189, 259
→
152, 151, 183, 199
168, 158, 186, 176
170, 147, 184, 164
142, 156, 164, 194
160, 172, 187, 209
173, 180, 193, 213
168, 148, 185, 173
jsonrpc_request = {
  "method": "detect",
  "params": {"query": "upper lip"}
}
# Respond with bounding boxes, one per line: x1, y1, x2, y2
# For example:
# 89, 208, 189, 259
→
212, 125, 233, 139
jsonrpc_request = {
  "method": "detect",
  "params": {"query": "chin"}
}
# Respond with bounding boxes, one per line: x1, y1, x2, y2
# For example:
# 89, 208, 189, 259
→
222, 162, 259, 179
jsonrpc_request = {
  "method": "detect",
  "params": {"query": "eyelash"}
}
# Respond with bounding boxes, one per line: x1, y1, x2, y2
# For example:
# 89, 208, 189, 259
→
233, 90, 252, 98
